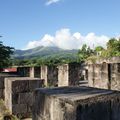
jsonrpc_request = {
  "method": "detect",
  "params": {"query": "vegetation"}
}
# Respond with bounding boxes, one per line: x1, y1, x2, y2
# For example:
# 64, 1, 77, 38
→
77, 38, 120, 62
101, 38, 120, 57
0, 41, 14, 68
12, 38, 120, 66
0, 99, 18, 120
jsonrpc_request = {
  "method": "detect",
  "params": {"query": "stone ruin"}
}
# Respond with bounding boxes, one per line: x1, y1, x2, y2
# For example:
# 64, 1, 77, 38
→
17, 63, 88, 87
41, 65, 58, 87
32, 86, 120, 120
0, 73, 44, 119
0, 57, 120, 120
58, 63, 87, 87
17, 66, 41, 78
88, 57, 120, 90
4, 77, 44, 118
0, 73, 19, 99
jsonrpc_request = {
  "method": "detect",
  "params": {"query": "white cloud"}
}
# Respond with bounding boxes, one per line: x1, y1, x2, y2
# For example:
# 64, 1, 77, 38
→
25, 28, 110, 50
46, 0, 61, 5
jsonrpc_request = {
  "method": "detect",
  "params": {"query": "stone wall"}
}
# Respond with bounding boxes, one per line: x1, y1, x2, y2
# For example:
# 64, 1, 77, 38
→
34, 67, 41, 78
88, 57, 120, 91
58, 63, 86, 87
4, 77, 44, 118
32, 86, 120, 120
17, 67, 30, 77
111, 63, 120, 90
17, 66, 41, 78
88, 63, 109, 89
0, 73, 19, 100
41, 65, 58, 87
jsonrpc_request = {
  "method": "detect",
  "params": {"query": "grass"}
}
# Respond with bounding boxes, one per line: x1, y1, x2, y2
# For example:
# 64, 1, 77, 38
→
0, 99, 19, 120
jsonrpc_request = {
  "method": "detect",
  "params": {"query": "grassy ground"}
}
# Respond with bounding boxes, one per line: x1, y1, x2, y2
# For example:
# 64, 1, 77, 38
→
0, 99, 19, 120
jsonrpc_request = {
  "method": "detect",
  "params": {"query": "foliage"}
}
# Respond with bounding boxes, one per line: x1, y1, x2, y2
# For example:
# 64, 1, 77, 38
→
12, 38, 120, 66
0, 99, 19, 120
101, 38, 120, 57
0, 41, 14, 68
77, 44, 94, 61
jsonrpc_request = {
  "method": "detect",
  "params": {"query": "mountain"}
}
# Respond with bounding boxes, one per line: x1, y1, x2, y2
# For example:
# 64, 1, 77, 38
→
13, 46, 78, 59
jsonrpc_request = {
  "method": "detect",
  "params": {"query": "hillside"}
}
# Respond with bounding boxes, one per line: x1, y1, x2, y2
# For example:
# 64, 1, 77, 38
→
14, 46, 78, 59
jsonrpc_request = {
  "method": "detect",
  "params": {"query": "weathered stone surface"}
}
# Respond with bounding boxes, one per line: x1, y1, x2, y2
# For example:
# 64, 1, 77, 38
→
0, 89, 4, 99
58, 64, 69, 86
58, 63, 86, 87
41, 66, 48, 86
18, 92, 33, 106
34, 67, 41, 78
4, 77, 44, 118
111, 63, 120, 90
0, 77, 5, 89
17, 67, 30, 77
41, 65, 58, 87
12, 80, 29, 93
32, 86, 120, 120
29, 80, 44, 91
0, 73, 19, 100
30, 67, 35, 78
12, 104, 27, 115
88, 60, 120, 91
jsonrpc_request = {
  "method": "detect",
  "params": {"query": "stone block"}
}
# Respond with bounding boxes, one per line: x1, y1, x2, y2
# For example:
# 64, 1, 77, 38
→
12, 94, 19, 104
0, 77, 4, 89
0, 89, 4, 99
12, 80, 29, 93
12, 104, 27, 115
18, 92, 33, 106
28, 80, 44, 92
4, 77, 44, 118
32, 86, 120, 120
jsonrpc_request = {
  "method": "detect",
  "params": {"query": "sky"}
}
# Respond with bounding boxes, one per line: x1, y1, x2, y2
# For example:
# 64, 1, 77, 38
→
0, 0, 120, 50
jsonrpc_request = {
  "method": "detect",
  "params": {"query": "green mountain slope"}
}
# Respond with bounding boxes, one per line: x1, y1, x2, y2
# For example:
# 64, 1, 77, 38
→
14, 46, 78, 59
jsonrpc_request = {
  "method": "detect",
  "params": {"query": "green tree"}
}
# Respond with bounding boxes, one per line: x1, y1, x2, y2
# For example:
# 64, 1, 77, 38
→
78, 44, 94, 61
101, 38, 120, 57
0, 41, 14, 68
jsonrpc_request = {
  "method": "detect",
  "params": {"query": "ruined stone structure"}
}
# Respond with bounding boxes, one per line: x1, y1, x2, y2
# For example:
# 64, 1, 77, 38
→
58, 63, 87, 87
88, 57, 120, 90
17, 67, 30, 77
4, 77, 44, 118
41, 65, 58, 87
32, 86, 120, 120
0, 73, 19, 99
17, 66, 41, 78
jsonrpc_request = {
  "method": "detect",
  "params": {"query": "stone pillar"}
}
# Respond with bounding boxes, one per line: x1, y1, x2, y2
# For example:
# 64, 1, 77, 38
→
41, 66, 48, 86
111, 63, 120, 90
30, 67, 35, 78
58, 63, 82, 87
41, 65, 58, 87
88, 64, 94, 87
58, 64, 69, 86
100, 62, 109, 89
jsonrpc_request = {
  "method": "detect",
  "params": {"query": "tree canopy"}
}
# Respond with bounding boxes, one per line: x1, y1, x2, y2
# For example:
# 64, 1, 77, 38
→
0, 41, 14, 68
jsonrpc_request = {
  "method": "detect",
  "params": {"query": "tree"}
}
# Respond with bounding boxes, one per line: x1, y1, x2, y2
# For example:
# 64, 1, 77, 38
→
101, 38, 120, 57
0, 41, 14, 68
94, 46, 104, 56
78, 44, 94, 61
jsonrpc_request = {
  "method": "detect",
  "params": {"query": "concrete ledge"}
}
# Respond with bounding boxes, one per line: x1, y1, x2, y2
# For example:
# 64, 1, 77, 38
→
32, 86, 120, 120
4, 77, 44, 118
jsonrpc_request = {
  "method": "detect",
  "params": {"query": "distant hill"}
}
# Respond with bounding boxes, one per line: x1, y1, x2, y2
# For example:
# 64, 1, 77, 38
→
13, 46, 78, 59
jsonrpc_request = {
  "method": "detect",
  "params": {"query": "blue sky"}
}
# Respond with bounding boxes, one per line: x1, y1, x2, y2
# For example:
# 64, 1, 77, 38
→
0, 0, 120, 49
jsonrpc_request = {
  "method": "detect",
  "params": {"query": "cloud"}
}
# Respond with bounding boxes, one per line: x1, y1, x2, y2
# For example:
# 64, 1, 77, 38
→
25, 28, 110, 50
46, 0, 61, 5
